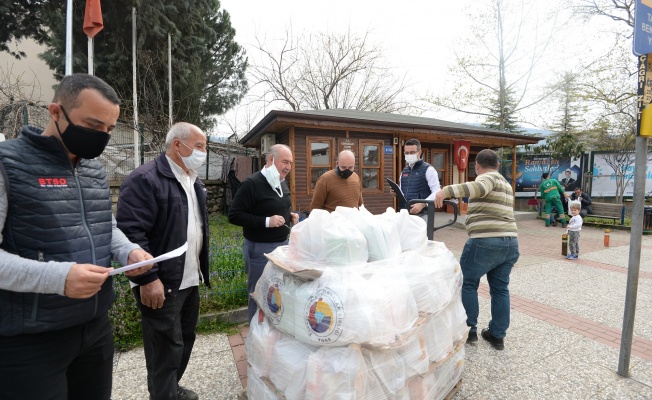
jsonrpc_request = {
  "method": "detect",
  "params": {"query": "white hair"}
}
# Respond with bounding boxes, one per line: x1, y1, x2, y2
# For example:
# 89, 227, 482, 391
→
165, 122, 205, 148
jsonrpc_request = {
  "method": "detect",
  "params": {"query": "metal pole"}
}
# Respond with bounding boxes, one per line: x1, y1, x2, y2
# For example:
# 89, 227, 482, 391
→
168, 33, 173, 128
132, 7, 140, 168
88, 37, 94, 75
617, 135, 648, 377
65, 0, 73, 75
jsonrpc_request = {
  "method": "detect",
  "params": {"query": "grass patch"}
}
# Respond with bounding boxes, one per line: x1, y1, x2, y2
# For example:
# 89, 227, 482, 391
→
110, 215, 247, 351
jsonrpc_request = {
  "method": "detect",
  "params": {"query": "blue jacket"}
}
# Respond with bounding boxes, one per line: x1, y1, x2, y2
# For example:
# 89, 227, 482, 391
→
0, 126, 113, 335
399, 160, 433, 211
116, 153, 210, 291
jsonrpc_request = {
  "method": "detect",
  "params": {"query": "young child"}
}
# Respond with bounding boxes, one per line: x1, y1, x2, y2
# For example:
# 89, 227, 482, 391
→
566, 200, 583, 259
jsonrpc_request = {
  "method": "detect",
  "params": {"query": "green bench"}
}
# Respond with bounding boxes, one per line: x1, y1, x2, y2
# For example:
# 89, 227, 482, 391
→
584, 202, 625, 225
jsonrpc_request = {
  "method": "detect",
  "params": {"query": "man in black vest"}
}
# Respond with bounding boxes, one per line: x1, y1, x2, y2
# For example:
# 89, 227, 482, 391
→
0, 74, 153, 399
398, 138, 441, 223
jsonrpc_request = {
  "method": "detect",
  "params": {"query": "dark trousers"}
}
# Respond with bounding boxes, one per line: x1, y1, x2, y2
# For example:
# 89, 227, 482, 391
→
244, 238, 288, 322
134, 285, 200, 400
0, 314, 114, 400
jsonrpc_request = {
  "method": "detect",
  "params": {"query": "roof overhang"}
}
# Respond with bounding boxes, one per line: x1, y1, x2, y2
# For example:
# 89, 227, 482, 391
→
240, 109, 543, 148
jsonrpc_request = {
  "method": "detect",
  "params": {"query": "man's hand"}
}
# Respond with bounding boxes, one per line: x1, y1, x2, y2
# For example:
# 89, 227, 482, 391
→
269, 215, 286, 228
290, 212, 299, 225
434, 190, 447, 208
140, 279, 165, 309
409, 202, 425, 215
64, 264, 110, 299
125, 248, 154, 277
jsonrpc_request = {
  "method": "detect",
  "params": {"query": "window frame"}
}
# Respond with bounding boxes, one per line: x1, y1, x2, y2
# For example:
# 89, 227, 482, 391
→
358, 139, 384, 192
306, 137, 336, 194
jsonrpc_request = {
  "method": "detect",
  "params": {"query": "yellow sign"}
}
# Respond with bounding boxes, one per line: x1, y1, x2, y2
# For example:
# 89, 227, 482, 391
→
637, 54, 652, 137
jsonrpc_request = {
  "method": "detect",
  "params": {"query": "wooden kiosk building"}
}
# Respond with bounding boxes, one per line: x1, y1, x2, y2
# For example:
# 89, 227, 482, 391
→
239, 109, 543, 215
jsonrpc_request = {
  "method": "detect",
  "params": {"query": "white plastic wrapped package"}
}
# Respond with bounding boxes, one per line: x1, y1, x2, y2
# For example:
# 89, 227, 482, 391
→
305, 345, 367, 399
252, 262, 300, 336
422, 309, 453, 364
269, 336, 318, 400
361, 347, 407, 399
402, 252, 455, 315
406, 346, 465, 400
245, 310, 282, 378
334, 205, 402, 262
292, 267, 420, 347
447, 296, 469, 343
379, 208, 427, 251
249, 317, 465, 400
288, 209, 368, 266
247, 367, 282, 400
396, 330, 430, 378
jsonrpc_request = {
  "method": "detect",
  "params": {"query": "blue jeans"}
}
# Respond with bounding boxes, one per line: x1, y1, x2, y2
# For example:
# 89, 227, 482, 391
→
460, 237, 519, 339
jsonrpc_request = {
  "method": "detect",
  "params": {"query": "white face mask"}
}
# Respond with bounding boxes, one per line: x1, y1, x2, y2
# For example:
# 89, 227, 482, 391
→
179, 141, 207, 170
265, 157, 283, 196
405, 154, 419, 164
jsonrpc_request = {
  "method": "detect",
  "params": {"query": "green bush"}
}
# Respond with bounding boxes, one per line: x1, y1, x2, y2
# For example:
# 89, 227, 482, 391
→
110, 215, 247, 351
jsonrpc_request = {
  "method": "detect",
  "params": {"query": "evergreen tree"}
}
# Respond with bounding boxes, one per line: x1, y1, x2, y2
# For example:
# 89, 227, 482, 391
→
37, 0, 247, 137
483, 86, 523, 133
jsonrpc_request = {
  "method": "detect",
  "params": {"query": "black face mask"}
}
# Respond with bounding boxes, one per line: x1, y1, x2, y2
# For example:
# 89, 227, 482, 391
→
336, 167, 353, 179
55, 106, 111, 159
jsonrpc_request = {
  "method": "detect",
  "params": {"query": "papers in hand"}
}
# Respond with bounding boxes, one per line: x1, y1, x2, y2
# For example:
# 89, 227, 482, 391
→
385, 178, 407, 204
109, 242, 188, 276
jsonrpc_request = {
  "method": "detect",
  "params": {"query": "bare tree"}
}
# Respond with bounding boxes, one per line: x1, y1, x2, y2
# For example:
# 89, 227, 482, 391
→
250, 27, 413, 113
0, 65, 44, 139
428, 0, 570, 131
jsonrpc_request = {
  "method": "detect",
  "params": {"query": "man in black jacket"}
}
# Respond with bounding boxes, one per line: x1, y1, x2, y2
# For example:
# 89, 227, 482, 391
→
570, 187, 593, 218
117, 122, 210, 400
229, 144, 299, 322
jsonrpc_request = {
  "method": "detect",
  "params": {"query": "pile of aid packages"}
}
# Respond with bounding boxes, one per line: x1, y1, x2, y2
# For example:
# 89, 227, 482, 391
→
246, 206, 468, 400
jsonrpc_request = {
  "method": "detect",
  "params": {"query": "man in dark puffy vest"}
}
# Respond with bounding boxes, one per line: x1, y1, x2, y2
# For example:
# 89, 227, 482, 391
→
397, 138, 441, 223
0, 74, 153, 400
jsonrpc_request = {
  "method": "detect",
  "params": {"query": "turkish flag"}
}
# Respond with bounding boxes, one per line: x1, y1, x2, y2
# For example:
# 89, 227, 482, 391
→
83, 0, 103, 38
454, 140, 471, 172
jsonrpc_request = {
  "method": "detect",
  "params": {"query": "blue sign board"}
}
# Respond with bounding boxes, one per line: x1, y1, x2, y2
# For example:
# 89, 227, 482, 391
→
384, 145, 393, 154
634, 0, 652, 55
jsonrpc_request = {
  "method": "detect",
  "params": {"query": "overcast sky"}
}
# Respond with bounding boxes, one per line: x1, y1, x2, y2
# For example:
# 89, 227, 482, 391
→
217, 0, 621, 135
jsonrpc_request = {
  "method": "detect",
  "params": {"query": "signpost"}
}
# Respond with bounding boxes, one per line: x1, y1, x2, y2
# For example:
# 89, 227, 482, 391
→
619, 0, 651, 377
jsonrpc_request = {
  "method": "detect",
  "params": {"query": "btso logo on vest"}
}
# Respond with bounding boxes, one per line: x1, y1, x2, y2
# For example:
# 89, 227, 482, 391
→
38, 177, 68, 187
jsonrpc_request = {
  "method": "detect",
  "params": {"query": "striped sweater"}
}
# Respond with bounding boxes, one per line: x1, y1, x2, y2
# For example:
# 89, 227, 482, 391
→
442, 171, 517, 238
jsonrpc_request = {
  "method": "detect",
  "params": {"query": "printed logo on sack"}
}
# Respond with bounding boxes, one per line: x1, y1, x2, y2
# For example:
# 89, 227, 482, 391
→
304, 287, 344, 344
38, 177, 68, 188
263, 277, 284, 324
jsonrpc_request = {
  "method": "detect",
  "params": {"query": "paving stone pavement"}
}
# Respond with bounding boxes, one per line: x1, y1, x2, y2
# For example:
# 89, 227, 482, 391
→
113, 212, 652, 399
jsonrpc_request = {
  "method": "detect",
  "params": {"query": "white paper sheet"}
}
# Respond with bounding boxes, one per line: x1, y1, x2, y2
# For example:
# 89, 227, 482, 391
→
109, 242, 188, 276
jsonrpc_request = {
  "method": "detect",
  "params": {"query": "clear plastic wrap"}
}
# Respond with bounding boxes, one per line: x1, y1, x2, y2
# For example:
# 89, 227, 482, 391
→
245, 309, 282, 378
254, 259, 424, 347
247, 206, 466, 399
246, 323, 467, 400
288, 209, 369, 266
334, 205, 402, 261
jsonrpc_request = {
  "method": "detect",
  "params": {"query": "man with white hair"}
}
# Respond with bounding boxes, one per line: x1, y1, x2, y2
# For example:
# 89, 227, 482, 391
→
229, 144, 299, 322
117, 122, 211, 400
310, 150, 363, 212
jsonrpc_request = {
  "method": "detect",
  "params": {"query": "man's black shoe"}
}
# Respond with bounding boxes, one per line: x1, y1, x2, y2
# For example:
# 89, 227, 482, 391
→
466, 331, 478, 343
481, 328, 504, 350
178, 386, 199, 400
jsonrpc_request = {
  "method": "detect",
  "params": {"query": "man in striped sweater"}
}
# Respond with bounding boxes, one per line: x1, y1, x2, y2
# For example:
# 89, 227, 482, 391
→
435, 149, 519, 350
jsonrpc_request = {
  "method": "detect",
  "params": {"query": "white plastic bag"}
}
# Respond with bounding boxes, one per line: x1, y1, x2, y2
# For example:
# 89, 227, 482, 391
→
289, 209, 368, 266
